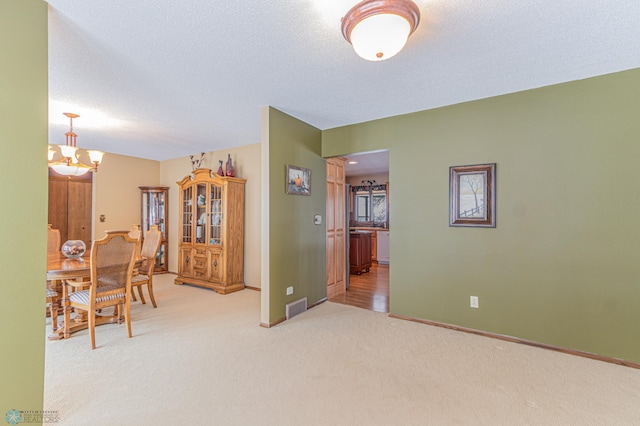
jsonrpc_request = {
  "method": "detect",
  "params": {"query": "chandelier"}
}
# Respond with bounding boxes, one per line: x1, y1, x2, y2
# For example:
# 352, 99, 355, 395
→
48, 112, 104, 177
341, 0, 421, 61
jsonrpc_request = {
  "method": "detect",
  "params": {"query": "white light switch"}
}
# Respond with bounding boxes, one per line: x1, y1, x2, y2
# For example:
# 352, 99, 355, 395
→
470, 296, 479, 308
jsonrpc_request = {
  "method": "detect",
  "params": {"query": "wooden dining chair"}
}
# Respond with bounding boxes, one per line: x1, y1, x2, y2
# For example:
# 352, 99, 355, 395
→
128, 225, 143, 270
63, 230, 138, 349
130, 225, 162, 308
46, 224, 62, 333
47, 224, 61, 254
128, 224, 141, 245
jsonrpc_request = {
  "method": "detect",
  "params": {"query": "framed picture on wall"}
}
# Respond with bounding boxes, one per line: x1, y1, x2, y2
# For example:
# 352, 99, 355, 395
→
286, 165, 311, 196
449, 163, 496, 227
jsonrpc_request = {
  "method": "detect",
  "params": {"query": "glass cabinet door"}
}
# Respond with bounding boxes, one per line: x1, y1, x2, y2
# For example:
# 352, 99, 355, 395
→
195, 183, 207, 243
142, 191, 166, 235
209, 183, 222, 245
182, 186, 193, 243
140, 186, 169, 273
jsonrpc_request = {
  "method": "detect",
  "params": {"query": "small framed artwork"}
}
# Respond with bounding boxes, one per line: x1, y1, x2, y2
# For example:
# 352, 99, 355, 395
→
286, 165, 311, 196
449, 163, 496, 227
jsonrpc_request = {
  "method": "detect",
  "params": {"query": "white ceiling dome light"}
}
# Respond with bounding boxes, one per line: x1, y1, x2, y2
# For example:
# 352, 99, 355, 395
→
341, 0, 421, 61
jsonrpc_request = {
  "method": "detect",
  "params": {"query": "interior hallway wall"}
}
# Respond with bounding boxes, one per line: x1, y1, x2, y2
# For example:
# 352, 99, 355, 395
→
263, 107, 325, 325
0, 0, 48, 413
322, 69, 640, 363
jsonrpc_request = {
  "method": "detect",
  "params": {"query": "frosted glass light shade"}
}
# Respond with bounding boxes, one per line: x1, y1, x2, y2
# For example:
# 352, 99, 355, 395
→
59, 144, 77, 158
341, 0, 421, 62
350, 13, 411, 61
50, 162, 92, 177
88, 150, 104, 164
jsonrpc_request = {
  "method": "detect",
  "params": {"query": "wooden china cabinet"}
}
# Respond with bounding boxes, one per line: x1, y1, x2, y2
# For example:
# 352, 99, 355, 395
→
139, 186, 169, 273
174, 168, 246, 294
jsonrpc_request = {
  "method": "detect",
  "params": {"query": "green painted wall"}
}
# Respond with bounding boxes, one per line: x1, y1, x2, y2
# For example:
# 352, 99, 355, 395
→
322, 69, 640, 363
0, 0, 48, 414
266, 108, 326, 324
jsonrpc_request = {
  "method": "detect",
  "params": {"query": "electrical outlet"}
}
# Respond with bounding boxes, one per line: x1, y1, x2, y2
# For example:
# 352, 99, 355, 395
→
470, 296, 479, 309
286, 286, 293, 296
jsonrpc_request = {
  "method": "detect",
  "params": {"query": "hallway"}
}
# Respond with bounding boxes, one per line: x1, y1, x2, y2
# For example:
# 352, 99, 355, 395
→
329, 263, 389, 313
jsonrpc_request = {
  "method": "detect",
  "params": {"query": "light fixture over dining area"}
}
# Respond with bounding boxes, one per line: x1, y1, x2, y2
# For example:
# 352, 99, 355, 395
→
341, 0, 421, 61
48, 112, 104, 177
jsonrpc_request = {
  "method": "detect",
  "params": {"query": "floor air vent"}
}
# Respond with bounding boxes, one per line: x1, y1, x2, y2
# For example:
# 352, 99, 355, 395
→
286, 297, 308, 320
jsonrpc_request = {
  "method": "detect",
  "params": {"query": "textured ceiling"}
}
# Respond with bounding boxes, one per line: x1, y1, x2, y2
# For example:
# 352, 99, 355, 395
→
47, 0, 640, 163
344, 150, 389, 178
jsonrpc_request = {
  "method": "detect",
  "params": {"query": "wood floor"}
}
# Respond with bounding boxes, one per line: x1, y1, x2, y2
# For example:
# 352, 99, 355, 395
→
329, 263, 389, 313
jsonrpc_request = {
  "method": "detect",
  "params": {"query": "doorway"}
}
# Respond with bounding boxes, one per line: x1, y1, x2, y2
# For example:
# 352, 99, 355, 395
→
327, 150, 390, 313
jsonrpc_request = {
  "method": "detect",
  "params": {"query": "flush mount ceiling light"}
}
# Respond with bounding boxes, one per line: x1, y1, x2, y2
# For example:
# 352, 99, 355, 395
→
341, 0, 420, 61
48, 112, 104, 177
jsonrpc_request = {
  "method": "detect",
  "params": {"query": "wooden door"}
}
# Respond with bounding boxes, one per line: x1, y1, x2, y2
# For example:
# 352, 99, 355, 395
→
208, 249, 222, 283
48, 178, 68, 242
334, 161, 345, 289
178, 246, 194, 277
326, 157, 346, 298
67, 180, 92, 244
48, 172, 92, 247
326, 179, 336, 294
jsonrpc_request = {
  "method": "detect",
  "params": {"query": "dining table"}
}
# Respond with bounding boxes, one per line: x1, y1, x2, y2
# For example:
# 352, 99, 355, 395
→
46, 251, 145, 340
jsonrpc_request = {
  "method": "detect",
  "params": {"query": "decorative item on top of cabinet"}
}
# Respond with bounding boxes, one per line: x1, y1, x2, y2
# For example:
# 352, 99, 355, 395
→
225, 154, 235, 177
175, 168, 246, 294
190, 152, 205, 170
139, 186, 169, 273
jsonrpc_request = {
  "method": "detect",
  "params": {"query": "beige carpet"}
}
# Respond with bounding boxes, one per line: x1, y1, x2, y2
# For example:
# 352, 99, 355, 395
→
44, 274, 640, 425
